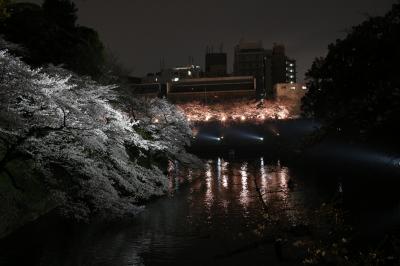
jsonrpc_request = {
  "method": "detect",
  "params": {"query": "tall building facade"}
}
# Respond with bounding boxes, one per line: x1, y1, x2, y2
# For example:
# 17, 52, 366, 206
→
285, 58, 296, 83
272, 44, 286, 85
234, 40, 296, 98
271, 44, 297, 84
205, 52, 227, 77
233, 40, 272, 97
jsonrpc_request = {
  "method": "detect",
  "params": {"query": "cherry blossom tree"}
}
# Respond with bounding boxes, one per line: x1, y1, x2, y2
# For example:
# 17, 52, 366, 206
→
0, 43, 199, 226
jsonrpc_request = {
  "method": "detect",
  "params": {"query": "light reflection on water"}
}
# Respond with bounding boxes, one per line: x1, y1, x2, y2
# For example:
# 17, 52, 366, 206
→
221, 159, 229, 189
3, 157, 400, 266
205, 160, 213, 210
260, 157, 268, 201
239, 162, 250, 209
166, 157, 301, 230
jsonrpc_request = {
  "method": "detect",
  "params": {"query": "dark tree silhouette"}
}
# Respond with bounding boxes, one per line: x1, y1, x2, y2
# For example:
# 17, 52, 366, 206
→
302, 2, 400, 144
42, 0, 77, 29
0, 0, 105, 78
0, 0, 12, 21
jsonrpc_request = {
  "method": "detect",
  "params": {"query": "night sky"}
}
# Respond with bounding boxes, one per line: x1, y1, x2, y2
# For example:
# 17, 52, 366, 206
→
27, 0, 395, 81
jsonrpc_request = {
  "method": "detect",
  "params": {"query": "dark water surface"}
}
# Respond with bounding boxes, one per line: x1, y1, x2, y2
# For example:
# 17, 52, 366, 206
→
1, 154, 400, 265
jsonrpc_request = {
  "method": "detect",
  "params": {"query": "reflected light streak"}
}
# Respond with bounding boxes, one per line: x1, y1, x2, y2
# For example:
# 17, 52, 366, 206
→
222, 160, 229, 188
260, 157, 268, 192
217, 157, 222, 182
205, 162, 213, 209
240, 162, 250, 208
278, 167, 289, 201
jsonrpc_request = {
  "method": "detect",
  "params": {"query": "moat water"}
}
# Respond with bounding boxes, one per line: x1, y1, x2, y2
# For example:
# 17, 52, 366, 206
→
1, 151, 400, 265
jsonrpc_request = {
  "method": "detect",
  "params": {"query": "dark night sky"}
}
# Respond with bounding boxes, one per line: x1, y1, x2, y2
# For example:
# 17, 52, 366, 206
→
27, 0, 395, 81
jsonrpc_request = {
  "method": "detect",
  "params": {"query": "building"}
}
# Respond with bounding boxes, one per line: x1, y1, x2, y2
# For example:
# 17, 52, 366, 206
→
271, 44, 286, 85
274, 83, 307, 115
233, 40, 297, 98
160, 65, 202, 82
233, 39, 272, 97
205, 52, 227, 77
271, 44, 297, 85
142, 65, 202, 84
167, 76, 256, 102
285, 58, 296, 83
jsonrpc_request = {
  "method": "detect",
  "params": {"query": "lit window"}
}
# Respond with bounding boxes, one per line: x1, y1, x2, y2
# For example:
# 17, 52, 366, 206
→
302, 86, 307, 90
188, 70, 192, 76
290, 86, 296, 90
173, 77, 179, 82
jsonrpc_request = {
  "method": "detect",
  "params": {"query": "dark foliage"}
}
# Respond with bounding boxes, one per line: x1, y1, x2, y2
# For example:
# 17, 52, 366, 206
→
0, 0, 105, 78
42, 0, 77, 29
0, 0, 12, 21
302, 2, 400, 144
